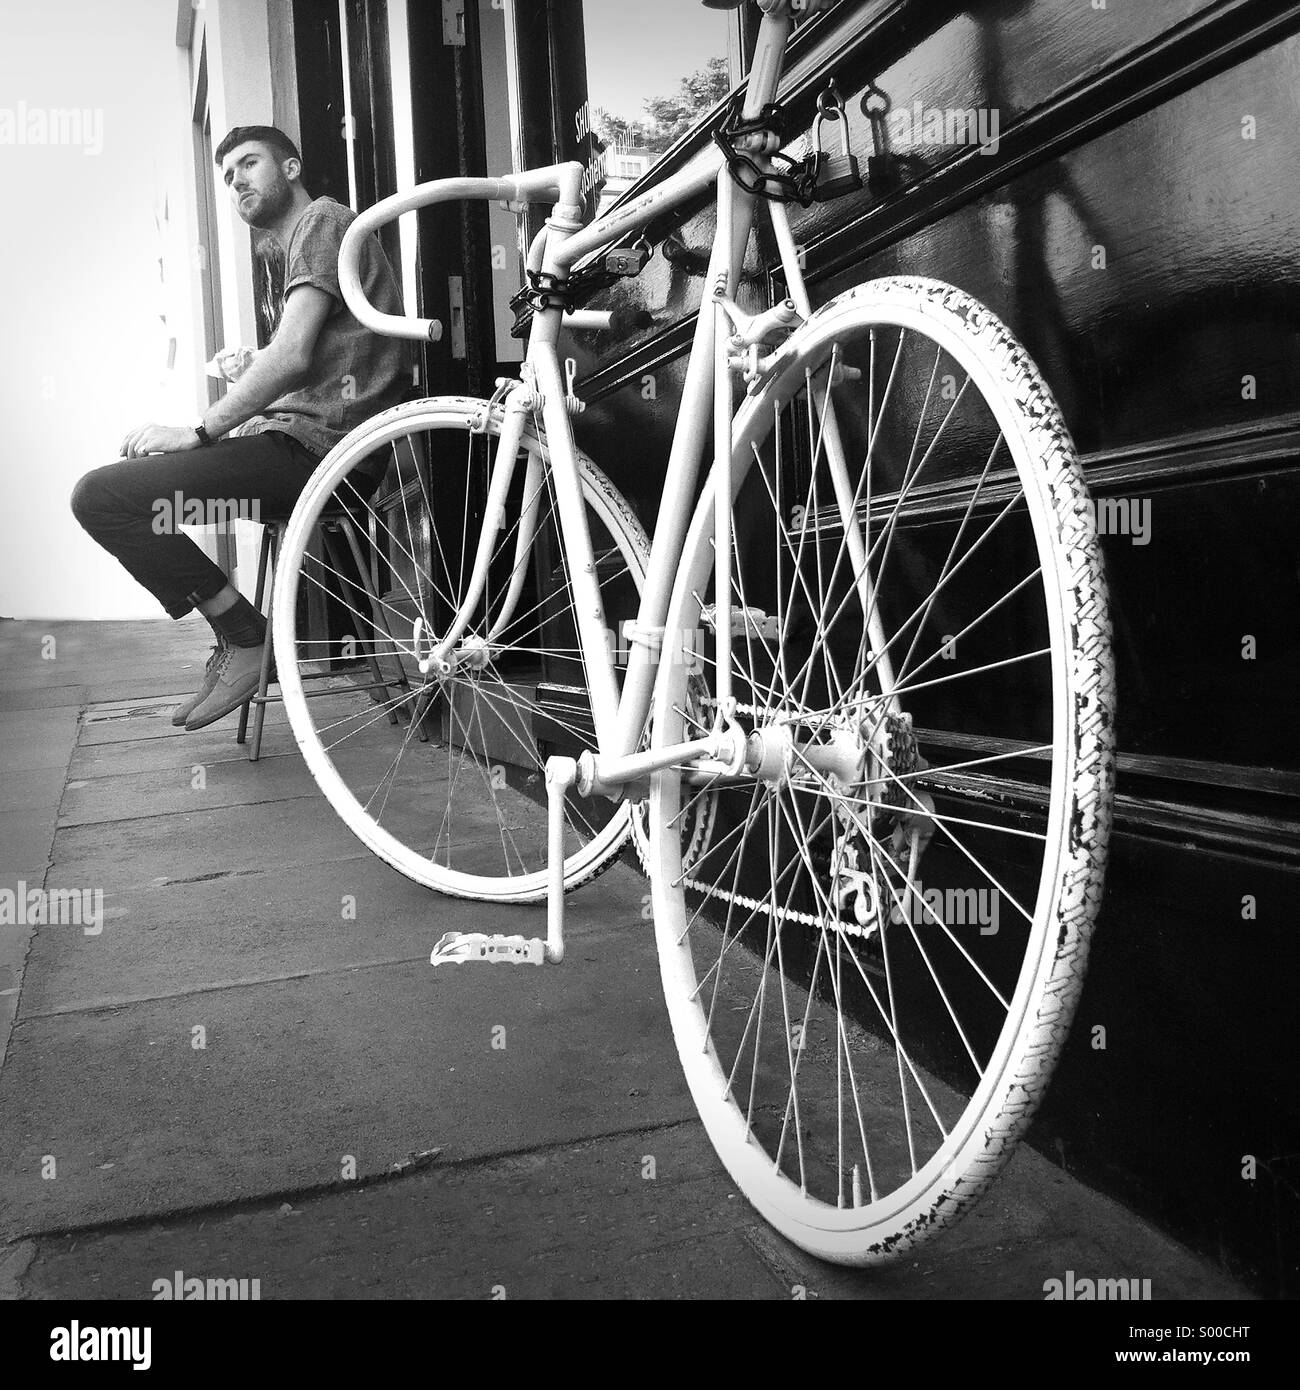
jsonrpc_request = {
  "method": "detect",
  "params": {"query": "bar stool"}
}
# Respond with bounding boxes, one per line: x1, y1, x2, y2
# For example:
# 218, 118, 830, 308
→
235, 509, 426, 762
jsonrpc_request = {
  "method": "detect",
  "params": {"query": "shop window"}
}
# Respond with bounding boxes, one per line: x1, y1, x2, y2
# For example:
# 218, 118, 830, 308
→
579, 0, 732, 214
474, 0, 736, 363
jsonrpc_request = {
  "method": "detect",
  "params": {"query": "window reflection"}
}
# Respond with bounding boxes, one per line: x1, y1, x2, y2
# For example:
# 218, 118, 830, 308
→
580, 0, 731, 212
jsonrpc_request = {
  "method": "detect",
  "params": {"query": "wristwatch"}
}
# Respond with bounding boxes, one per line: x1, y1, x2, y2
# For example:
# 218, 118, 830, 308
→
193, 420, 214, 447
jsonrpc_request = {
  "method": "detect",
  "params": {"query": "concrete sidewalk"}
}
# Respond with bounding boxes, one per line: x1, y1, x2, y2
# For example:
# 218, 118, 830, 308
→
0, 617, 1254, 1300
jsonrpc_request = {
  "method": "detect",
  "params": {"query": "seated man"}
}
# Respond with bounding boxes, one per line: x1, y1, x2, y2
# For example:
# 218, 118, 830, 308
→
72, 124, 410, 729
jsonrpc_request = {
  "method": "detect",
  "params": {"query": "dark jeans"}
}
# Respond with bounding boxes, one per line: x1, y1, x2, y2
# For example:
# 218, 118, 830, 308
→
71, 430, 372, 620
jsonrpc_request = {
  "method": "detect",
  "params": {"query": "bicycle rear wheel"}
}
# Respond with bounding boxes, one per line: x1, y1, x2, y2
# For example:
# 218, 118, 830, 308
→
272, 396, 649, 900
649, 278, 1115, 1262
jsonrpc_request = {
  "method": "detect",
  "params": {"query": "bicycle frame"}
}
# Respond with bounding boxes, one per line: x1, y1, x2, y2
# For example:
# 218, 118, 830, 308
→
291, 0, 1115, 1238
337, 0, 898, 807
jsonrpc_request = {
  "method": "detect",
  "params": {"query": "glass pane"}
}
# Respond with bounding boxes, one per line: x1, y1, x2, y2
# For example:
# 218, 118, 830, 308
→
477, 0, 525, 361
580, 0, 731, 213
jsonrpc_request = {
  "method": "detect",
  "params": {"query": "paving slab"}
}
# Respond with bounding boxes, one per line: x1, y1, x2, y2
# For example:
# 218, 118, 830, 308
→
70, 738, 298, 781
60, 722, 422, 826
0, 707, 83, 738
52, 764, 547, 895
0, 873, 682, 1235
0, 698, 80, 1071
0, 768, 70, 813
0, 617, 207, 669
14, 1126, 782, 1300
70, 720, 297, 771
0, 617, 211, 710
0, 813, 59, 870
0, 687, 87, 713
49, 799, 370, 891
74, 705, 261, 749
0, 672, 176, 696
19, 852, 639, 1015
0, 736, 81, 776
80, 679, 233, 706
10, 1119, 1252, 1301
0, 740, 83, 778
60, 754, 335, 827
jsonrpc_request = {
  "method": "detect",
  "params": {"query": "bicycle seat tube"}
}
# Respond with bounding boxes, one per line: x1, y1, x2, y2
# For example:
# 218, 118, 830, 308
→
526, 168, 627, 752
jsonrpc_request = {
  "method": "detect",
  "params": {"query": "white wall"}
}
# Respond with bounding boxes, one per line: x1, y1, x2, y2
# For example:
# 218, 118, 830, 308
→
0, 0, 286, 621
0, 0, 196, 619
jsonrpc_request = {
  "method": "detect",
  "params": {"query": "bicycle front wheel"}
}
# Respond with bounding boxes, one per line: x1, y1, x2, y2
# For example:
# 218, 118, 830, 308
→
649, 277, 1115, 1263
273, 396, 649, 901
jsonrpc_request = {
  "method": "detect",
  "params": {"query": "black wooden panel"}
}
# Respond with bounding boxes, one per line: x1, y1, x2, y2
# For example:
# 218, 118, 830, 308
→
1099, 469, 1300, 772
407, 0, 471, 395
805, 33, 1300, 454
406, 0, 498, 396
1033, 832, 1299, 1298
291, 0, 349, 204
344, 0, 400, 271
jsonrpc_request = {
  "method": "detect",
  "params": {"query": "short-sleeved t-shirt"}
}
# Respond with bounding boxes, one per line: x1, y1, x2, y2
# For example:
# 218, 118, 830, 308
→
235, 196, 411, 458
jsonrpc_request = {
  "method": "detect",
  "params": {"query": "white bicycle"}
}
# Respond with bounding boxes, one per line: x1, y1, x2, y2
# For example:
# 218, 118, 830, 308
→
272, 0, 1116, 1265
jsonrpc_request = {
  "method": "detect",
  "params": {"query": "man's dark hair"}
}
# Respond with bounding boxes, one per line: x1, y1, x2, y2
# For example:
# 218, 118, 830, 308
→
214, 125, 303, 177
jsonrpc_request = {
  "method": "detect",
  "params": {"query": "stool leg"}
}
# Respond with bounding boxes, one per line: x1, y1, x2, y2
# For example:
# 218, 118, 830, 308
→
323, 522, 399, 726
248, 525, 279, 762
236, 522, 273, 746
338, 516, 429, 743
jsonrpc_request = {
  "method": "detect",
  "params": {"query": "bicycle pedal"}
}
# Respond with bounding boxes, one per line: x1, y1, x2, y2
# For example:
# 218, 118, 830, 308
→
429, 932, 546, 967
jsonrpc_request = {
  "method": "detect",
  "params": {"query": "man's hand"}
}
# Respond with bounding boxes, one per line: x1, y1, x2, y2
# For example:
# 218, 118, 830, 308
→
119, 424, 203, 458
207, 346, 258, 383
201, 285, 332, 439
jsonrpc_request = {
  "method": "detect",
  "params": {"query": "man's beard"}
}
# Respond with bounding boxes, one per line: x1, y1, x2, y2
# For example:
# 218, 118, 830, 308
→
243, 175, 292, 227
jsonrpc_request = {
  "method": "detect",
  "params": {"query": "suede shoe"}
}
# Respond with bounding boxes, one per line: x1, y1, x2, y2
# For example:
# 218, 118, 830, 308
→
184, 642, 269, 730
171, 640, 228, 727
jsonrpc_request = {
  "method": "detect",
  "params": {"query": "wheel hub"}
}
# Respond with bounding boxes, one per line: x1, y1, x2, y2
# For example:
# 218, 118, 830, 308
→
821, 708, 930, 939
744, 722, 794, 785
412, 617, 494, 681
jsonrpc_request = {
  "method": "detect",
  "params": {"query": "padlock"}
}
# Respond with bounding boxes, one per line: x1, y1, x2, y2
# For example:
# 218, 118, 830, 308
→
603, 241, 651, 277
810, 105, 863, 203
866, 152, 899, 192
860, 84, 900, 193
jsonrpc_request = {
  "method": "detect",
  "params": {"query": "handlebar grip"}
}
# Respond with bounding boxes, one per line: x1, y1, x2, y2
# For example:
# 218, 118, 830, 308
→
611, 307, 656, 335
564, 308, 656, 336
